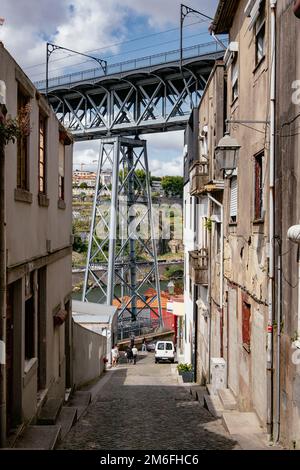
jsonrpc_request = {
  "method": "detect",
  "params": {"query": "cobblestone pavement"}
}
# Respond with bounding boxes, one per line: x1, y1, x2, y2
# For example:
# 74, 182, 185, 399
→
58, 354, 238, 450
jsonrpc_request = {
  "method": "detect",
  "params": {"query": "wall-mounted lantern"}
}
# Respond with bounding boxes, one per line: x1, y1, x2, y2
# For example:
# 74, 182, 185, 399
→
215, 132, 241, 171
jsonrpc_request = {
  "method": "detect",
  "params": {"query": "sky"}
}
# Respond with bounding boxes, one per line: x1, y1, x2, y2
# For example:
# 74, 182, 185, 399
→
0, 0, 219, 177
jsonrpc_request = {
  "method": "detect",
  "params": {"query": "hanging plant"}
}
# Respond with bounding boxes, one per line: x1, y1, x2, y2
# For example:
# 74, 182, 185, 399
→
0, 104, 31, 147
204, 217, 213, 232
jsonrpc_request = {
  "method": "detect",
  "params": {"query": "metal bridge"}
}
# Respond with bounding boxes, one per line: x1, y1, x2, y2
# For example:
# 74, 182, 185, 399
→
39, 39, 225, 326
37, 41, 226, 140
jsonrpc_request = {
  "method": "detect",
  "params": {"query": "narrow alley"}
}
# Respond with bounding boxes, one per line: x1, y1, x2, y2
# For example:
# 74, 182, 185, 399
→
58, 354, 238, 451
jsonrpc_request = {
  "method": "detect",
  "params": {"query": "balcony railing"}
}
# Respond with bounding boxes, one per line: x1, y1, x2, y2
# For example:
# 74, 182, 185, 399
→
189, 248, 209, 286
190, 161, 210, 196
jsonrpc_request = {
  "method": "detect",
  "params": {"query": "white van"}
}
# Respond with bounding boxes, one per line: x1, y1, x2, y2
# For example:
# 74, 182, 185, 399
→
155, 341, 175, 363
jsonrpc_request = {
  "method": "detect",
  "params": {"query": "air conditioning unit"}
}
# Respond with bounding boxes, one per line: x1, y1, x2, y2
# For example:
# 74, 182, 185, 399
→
210, 358, 226, 395
224, 42, 239, 67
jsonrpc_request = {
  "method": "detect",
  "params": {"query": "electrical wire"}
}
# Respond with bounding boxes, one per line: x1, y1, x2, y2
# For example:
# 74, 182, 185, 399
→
24, 19, 210, 72
30, 31, 212, 79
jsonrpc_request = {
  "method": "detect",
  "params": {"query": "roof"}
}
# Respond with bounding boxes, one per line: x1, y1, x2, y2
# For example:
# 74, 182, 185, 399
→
72, 300, 118, 324
211, 0, 239, 34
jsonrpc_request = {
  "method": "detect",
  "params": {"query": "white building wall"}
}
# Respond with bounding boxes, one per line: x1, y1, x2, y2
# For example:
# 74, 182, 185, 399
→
183, 182, 196, 365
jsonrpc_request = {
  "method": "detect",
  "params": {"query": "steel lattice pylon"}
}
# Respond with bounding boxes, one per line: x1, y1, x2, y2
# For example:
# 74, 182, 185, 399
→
82, 136, 163, 327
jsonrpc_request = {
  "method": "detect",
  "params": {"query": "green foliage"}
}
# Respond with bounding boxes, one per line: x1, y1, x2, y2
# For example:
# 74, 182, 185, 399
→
0, 104, 31, 146
164, 265, 184, 279
73, 234, 87, 254
204, 218, 212, 232
177, 363, 193, 373
79, 182, 88, 189
161, 176, 184, 197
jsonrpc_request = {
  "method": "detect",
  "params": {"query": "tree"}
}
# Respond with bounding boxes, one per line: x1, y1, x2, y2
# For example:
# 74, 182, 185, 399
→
161, 176, 184, 197
79, 182, 88, 189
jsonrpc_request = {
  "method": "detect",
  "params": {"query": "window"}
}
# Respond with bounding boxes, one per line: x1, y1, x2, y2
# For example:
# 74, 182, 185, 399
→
255, 3, 266, 65
242, 301, 251, 352
58, 141, 65, 200
39, 112, 47, 194
230, 176, 238, 223
254, 152, 264, 220
231, 57, 239, 102
17, 88, 29, 190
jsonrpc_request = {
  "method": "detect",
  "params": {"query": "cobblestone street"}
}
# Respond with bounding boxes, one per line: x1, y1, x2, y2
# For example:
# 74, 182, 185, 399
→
58, 354, 238, 450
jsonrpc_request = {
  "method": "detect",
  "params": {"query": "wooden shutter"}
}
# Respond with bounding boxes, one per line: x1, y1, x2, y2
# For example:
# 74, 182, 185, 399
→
230, 176, 238, 220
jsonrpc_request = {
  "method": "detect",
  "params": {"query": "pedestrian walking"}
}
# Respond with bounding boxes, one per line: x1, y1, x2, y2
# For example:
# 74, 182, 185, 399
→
142, 337, 147, 352
130, 334, 135, 348
132, 345, 138, 365
126, 345, 133, 364
111, 345, 119, 367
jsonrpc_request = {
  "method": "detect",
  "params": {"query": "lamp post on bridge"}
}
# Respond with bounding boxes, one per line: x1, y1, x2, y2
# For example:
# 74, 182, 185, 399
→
180, 4, 213, 66
46, 42, 107, 98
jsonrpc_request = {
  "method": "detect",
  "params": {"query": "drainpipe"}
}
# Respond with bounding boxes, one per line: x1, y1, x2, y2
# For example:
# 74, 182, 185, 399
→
274, 245, 282, 443
0, 100, 7, 447
287, 226, 300, 348
267, 0, 277, 441
207, 194, 224, 360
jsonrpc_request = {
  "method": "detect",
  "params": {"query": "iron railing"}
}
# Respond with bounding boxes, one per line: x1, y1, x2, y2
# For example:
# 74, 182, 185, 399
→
35, 40, 227, 91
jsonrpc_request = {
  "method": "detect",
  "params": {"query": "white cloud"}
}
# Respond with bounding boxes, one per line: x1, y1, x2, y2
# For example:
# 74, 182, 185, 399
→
120, 0, 216, 28
150, 155, 183, 177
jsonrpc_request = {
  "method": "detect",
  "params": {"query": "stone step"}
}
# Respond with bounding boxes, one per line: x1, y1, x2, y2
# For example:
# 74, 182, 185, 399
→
222, 411, 263, 435
190, 385, 205, 406
203, 393, 224, 418
218, 388, 237, 411
56, 407, 77, 440
68, 391, 91, 408
14, 425, 61, 449
37, 398, 63, 425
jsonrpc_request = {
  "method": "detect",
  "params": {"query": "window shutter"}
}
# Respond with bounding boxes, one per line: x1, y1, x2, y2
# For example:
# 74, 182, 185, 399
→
230, 176, 238, 219
248, 0, 263, 30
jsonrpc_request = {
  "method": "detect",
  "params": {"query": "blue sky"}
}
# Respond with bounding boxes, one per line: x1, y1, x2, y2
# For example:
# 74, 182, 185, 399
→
0, 0, 220, 176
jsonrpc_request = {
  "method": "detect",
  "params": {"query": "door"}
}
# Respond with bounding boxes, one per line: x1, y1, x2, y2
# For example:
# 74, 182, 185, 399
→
6, 285, 14, 434
227, 288, 239, 396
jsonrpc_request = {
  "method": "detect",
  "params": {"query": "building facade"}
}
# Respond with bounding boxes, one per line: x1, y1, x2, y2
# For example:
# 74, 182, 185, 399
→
275, 0, 300, 449
185, 0, 274, 436
0, 43, 73, 443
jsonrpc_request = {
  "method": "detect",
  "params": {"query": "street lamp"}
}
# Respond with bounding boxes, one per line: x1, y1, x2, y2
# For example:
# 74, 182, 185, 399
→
215, 131, 241, 171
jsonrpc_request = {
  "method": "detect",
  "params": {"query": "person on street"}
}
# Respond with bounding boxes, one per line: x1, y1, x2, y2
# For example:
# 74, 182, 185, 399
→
132, 345, 138, 364
130, 334, 135, 348
126, 345, 133, 364
111, 345, 119, 367
142, 337, 147, 352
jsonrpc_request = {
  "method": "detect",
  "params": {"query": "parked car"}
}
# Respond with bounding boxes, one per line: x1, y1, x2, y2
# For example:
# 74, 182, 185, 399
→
146, 341, 157, 352
155, 341, 175, 363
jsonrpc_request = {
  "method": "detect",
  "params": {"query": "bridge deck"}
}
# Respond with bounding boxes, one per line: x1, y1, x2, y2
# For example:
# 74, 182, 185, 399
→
36, 41, 226, 92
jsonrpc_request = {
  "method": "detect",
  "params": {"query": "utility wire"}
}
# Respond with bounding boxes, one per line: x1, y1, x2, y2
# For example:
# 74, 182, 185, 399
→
30, 32, 211, 79
24, 19, 210, 71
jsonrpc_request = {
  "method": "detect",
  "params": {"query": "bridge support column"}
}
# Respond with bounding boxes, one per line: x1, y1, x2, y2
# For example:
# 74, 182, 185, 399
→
83, 136, 163, 330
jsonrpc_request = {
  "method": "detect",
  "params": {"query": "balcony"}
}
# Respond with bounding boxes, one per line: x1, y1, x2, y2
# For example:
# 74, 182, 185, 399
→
190, 161, 210, 196
189, 248, 209, 286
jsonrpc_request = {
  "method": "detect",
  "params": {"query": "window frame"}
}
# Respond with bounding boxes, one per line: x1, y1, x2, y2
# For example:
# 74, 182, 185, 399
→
17, 87, 30, 191
255, 4, 266, 66
58, 139, 65, 201
38, 111, 47, 195
229, 175, 238, 224
231, 56, 239, 102
254, 152, 264, 221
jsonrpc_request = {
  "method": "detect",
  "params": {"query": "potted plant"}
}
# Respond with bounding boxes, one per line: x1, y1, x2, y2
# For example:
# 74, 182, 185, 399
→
177, 363, 194, 383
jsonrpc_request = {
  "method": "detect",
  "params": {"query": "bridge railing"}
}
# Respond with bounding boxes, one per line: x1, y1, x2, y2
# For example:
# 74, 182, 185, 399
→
35, 40, 227, 91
